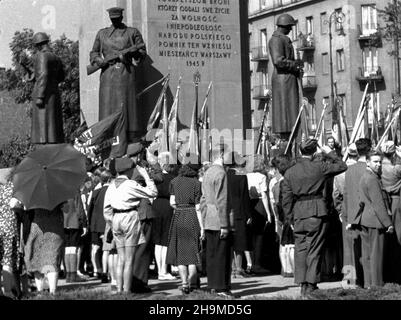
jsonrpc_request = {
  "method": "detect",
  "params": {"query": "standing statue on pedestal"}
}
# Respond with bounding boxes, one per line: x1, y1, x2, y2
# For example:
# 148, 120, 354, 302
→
31, 32, 65, 144
89, 7, 147, 142
268, 14, 304, 140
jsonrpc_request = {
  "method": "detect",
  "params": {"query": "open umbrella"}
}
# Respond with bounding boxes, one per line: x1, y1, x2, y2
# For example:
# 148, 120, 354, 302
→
13, 144, 87, 211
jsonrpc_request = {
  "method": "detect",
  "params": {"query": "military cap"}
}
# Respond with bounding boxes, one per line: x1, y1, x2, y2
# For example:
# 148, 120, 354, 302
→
300, 139, 318, 155
115, 158, 134, 173
126, 142, 144, 157
347, 143, 358, 157
381, 141, 396, 155
107, 7, 124, 18
32, 32, 50, 45
276, 14, 297, 27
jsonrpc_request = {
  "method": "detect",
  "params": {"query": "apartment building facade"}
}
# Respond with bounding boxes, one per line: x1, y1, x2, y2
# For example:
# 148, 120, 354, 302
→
248, 0, 397, 137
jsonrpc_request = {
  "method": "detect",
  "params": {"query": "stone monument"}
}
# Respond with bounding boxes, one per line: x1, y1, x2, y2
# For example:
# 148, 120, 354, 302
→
79, 0, 251, 153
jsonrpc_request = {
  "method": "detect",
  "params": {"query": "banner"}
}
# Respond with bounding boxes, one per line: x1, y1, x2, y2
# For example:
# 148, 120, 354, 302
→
74, 111, 127, 162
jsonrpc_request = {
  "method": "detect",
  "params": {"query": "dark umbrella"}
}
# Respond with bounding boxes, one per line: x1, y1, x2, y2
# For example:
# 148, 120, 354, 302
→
13, 144, 87, 211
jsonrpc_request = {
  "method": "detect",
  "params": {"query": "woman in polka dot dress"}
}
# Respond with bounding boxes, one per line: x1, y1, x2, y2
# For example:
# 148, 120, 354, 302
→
166, 164, 204, 294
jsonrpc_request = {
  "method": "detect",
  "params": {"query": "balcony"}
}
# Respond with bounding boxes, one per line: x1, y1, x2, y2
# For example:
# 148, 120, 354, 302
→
302, 75, 317, 91
356, 67, 384, 83
297, 33, 315, 52
252, 85, 271, 100
251, 47, 269, 61
357, 25, 382, 47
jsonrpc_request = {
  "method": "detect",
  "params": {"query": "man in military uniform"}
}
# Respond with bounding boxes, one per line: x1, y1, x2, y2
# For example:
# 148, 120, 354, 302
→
31, 32, 65, 144
89, 7, 147, 142
268, 14, 304, 139
281, 139, 347, 297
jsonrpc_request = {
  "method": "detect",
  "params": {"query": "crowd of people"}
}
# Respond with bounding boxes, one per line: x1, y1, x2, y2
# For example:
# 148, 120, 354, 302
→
1, 136, 401, 299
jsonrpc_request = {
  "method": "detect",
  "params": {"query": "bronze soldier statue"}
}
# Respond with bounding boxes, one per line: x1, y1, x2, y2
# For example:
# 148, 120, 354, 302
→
89, 7, 147, 143
31, 32, 65, 144
268, 14, 304, 140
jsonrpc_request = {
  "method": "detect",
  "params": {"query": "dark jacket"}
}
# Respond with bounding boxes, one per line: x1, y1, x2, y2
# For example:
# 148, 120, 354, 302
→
282, 154, 347, 224
88, 185, 108, 233
90, 24, 147, 134
31, 47, 65, 144
62, 193, 87, 229
268, 30, 300, 134
227, 170, 252, 222
343, 161, 367, 225
360, 169, 392, 229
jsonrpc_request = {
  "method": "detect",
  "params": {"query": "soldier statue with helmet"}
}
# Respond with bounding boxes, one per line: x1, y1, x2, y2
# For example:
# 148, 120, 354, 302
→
268, 13, 304, 140
30, 32, 65, 144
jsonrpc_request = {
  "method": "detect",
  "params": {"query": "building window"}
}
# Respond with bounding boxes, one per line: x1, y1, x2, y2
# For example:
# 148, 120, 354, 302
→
335, 8, 343, 31
291, 19, 299, 41
336, 49, 345, 71
320, 12, 328, 34
260, 29, 268, 56
306, 16, 314, 35
322, 53, 329, 74
362, 47, 378, 76
361, 5, 377, 36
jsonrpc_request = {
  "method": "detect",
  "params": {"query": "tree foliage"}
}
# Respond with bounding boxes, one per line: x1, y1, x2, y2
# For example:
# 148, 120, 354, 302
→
0, 135, 34, 168
1, 29, 80, 142
378, 1, 401, 56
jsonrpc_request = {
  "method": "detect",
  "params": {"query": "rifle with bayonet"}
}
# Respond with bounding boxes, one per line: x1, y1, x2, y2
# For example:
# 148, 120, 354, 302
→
87, 43, 146, 76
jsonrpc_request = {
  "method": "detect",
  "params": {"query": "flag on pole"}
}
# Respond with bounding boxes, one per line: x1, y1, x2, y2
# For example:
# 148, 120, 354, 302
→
74, 110, 127, 162
370, 106, 379, 146
147, 76, 170, 132
199, 81, 212, 163
187, 98, 200, 162
168, 77, 182, 162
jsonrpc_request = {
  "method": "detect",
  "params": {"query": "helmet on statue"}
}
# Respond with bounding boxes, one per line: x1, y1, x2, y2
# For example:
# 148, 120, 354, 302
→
276, 14, 297, 27
32, 32, 50, 45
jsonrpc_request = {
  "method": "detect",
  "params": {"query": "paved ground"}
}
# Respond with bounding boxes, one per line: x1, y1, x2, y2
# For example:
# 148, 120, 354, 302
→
58, 273, 343, 300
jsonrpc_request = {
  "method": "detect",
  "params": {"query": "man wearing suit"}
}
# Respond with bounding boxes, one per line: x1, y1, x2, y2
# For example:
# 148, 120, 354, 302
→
281, 139, 347, 297
200, 149, 232, 297
343, 138, 372, 288
359, 151, 394, 288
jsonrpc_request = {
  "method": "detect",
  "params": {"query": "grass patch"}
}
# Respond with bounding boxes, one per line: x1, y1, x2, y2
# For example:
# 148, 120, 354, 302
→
307, 283, 401, 300
22, 288, 237, 301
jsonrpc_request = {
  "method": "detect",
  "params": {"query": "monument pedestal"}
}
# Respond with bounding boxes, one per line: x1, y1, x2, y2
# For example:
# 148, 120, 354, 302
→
79, 0, 251, 154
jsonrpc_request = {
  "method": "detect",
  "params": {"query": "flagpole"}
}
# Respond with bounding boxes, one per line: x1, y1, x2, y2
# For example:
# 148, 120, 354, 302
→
314, 100, 328, 140
285, 100, 306, 155
376, 110, 400, 151
256, 93, 270, 154
137, 74, 170, 99
194, 71, 201, 160
199, 81, 213, 123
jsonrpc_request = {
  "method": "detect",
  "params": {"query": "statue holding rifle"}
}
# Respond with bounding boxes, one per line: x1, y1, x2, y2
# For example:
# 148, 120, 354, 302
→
89, 7, 147, 142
